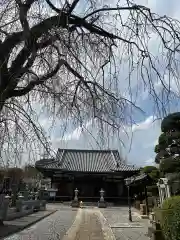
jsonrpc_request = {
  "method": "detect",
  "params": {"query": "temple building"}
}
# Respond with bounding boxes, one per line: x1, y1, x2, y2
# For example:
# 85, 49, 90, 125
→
35, 149, 139, 203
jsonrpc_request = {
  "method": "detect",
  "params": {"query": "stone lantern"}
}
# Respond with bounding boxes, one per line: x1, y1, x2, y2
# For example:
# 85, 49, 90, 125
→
71, 188, 79, 208
98, 188, 107, 208
74, 188, 79, 201
100, 188, 105, 201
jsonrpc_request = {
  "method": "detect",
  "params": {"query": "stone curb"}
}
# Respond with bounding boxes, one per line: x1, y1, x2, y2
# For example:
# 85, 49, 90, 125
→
94, 210, 116, 240
1, 210, 57, 239
62, 208, 83, 240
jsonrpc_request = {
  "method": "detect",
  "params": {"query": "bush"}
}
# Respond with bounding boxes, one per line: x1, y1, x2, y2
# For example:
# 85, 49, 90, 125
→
156, 196, 180, 240
162, 196, 180, 209
160, 157, 180, 174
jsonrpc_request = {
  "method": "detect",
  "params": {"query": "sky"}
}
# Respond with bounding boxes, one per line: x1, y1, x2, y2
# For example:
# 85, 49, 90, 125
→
35, 0, 180, 167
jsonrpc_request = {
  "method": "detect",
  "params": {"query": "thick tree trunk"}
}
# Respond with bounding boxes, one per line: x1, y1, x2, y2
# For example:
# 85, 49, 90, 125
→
0, 97, 5, 113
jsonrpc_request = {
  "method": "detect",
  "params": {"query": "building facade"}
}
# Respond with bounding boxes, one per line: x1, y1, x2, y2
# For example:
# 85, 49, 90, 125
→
35, 149, 139, 203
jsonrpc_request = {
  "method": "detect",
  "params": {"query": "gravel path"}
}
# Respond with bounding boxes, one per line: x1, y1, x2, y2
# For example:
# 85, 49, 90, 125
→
2, 207, 77, 240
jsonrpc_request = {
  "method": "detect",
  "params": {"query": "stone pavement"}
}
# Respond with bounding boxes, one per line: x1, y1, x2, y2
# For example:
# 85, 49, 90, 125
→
100, 207, 149, 240
2, 205, 77, 240
0, 210, 56, 239
63, 209, 105, 240
62, 206, 149, 240
1, 205, 150, 240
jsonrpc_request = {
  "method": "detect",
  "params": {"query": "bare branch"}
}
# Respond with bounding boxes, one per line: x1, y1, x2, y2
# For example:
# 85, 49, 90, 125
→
84, 5, 149, 19
68, 0, 80, 14
9, 58, 64, 98
0, 0, 180, 164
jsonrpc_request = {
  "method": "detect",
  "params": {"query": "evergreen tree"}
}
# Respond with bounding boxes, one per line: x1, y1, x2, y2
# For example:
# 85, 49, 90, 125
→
155, 112, 180, 174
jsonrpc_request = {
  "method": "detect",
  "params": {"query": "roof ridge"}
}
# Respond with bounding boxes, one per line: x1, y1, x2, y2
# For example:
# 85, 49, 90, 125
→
57, 148, 119, 153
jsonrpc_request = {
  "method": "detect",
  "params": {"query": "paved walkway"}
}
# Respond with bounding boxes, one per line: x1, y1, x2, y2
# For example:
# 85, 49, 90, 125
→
2, 205, 150, 240
74, 209, 104, 240
0, 210, 56, 239
62, 207, 149, 240
2, 206, 77, 240
63, 208, 116, 240
100, 207, 149, 240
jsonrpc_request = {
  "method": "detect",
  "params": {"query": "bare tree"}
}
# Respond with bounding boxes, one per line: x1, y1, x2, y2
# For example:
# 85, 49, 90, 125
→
0, 0, 180, 163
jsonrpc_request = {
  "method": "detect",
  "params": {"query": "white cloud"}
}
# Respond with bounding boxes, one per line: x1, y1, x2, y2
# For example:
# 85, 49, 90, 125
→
121, 116, 161, 166
143, 137, 159, 149
141, 81, 162, 101
144, 158, 155, 166
63, 126, 82, 141
141, 74, 180, 101
62, 119, 93, 141
49, 115, 161, 167
131, 116, 156, 132
164, 75, 180, 97
154, 138, 159, 146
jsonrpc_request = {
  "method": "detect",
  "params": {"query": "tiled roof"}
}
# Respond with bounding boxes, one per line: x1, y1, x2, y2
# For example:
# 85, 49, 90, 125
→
36, 149, 139, 173
124, 173, 150, 185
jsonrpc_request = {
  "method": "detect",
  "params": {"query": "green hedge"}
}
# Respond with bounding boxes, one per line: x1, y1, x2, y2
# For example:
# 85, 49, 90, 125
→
155, 196, 180, 240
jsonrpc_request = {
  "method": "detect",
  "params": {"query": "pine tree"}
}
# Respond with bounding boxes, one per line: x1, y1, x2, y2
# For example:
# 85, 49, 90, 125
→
155, 112, 180, 174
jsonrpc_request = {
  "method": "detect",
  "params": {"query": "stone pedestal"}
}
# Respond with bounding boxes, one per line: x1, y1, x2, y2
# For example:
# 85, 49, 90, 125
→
16, 194, 24, 212
71, 200, 79, 208
0, 195, 11, 223
98, 200, 107, 208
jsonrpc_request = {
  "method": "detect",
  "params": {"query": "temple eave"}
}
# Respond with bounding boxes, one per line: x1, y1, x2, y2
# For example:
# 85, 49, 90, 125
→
35, 148, 139, 202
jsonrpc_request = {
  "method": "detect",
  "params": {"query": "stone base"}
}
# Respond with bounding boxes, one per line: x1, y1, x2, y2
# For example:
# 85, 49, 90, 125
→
148, 227, 165, 240
71, 200, 79, 208
98, 201, 107, 208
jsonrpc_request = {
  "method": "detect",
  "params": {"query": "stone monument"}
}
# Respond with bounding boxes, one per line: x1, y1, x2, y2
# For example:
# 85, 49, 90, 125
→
16, 193, 24, 212
71, 188, 79, 208
98, 188, 107, 208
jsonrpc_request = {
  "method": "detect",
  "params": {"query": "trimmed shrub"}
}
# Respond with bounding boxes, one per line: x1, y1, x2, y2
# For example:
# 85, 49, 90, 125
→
156, 196, 180, 240
162, 196, 180, 209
